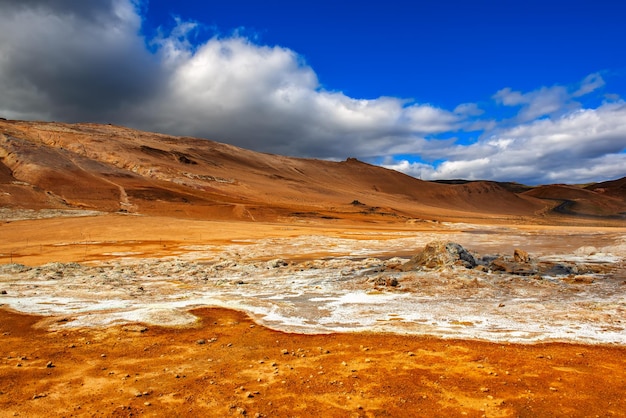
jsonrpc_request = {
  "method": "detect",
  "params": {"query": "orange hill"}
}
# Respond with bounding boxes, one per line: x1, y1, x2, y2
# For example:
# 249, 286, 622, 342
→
1, 119, 624, 224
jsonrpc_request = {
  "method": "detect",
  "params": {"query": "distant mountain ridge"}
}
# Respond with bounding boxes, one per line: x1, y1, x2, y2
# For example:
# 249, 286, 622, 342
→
1, 119, 624, 224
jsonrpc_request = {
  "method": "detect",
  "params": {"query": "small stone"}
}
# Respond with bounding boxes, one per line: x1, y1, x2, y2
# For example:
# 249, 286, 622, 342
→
101, 354, 106, 358
0, 290, 7, 295
122, 325, 148, 333
46, 361, 54, 368
281, 349, 289, 355
33, 393, 47, 399
549, 387, 558, 392
407, 352, 416, 357
480, 387, 490, 393
144, 401, 151, 406
246, 391, 254, 398
196, 339, 206, 345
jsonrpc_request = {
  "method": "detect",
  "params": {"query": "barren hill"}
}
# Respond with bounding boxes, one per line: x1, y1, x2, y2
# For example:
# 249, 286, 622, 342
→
523, 183, 626, 219
1, 119, 624, 223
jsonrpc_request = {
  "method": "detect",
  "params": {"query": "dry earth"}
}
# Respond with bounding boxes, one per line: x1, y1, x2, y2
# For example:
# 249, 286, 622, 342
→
1, 214, 625, 417
2, 307, 626, 418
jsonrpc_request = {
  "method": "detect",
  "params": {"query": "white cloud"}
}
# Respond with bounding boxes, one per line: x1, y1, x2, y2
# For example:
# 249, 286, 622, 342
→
128, 33, 461, 158
493, 73, 607, 124
493, 85, 572, 122
454, 102, 484, 116
386, 102, 626, 184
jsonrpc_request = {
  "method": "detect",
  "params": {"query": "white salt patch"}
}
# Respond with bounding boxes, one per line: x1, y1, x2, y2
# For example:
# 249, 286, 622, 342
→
1, 228, 625, 344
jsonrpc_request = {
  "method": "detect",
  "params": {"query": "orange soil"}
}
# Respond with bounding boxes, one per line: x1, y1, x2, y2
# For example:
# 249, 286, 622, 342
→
1, 215, 626, 417
1, 307, 625, 418
2, 214, 624, 267
0, 214, 444, 266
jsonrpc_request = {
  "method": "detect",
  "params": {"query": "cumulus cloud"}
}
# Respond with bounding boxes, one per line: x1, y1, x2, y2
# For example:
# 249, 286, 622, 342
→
384, 102, 626, 185
0, 0, 458, 159
0, 0, 160, 120
0, 0, 624, 184
128, 33, 462, 158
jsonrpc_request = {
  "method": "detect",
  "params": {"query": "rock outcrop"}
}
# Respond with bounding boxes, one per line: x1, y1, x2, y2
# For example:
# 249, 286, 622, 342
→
402, 241, 476, 270
401, 243, 588, 278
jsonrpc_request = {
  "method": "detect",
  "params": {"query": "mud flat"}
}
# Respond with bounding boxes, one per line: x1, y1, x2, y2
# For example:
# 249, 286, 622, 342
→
1, 214, 625, 416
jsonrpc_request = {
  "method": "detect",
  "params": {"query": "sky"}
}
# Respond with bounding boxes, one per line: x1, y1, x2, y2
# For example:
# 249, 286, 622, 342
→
1, 0, 625, 185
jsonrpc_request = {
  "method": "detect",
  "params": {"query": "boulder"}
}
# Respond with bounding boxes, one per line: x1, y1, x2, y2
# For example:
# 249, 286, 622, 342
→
489, 257, 537, 275
489, 258, 578, 276
402, 241, 476, 270
513, 248, 531, 263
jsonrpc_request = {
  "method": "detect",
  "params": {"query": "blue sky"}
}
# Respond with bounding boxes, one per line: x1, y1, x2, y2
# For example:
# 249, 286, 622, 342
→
1, 0, 625, 184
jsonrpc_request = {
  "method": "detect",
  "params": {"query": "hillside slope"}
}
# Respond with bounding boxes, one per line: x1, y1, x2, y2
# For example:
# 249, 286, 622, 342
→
1, 119, 623, 223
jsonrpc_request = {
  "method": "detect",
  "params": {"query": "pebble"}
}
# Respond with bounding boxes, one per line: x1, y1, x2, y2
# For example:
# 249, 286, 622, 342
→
46, 361, 54, 368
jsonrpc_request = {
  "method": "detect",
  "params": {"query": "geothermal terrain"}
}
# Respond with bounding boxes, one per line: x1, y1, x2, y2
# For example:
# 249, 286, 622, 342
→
1, 119, 625, 417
